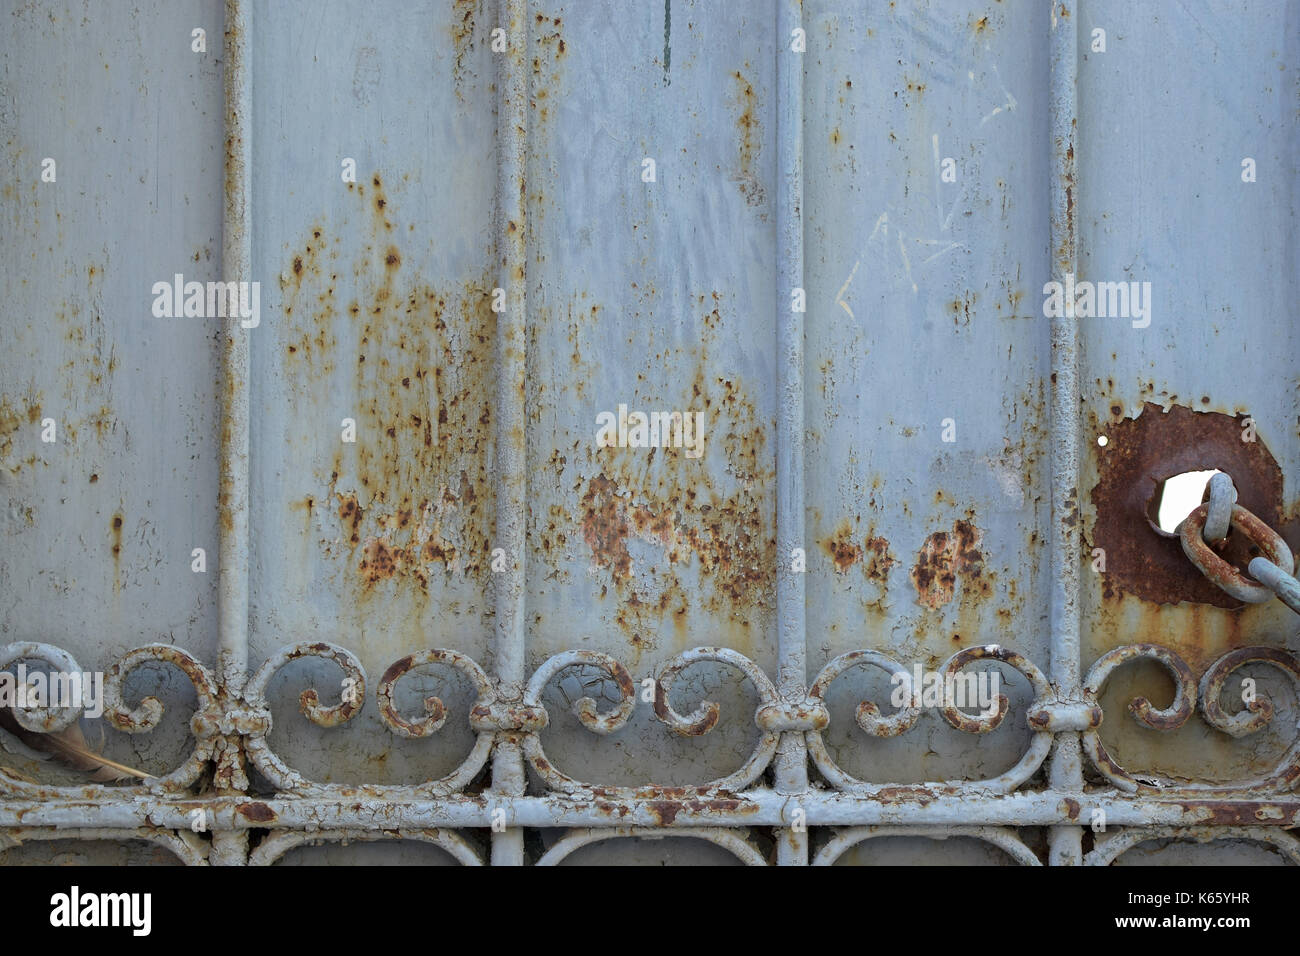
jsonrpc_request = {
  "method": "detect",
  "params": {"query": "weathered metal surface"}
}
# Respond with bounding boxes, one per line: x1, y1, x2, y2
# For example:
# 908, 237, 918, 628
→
1, 0, 1297, 867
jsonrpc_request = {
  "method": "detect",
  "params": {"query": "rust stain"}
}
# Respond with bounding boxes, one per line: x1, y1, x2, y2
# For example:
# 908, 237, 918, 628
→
949, 291, 975, 327
863, 532, 896, 586
911, 518, 985, 609
732, 69, 765, 207
449, 0, 479, 97
1089, 402, 1285, 608
578, 463, 774, 613
556, 354, 774, 654
236, 802, 277, 823
281, 174, 498, 602
109, 510, 125, 593
527, 15, 567, 173
581, 475, 633, 578
0, 396, 42, 471
822, 521, 863, 572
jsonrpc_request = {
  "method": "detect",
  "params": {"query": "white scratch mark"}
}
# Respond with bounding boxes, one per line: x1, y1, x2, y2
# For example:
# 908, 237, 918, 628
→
835, 258, 861, 320
868, 211, 890, 241
979, 63, 1018, 126
932, 133, 944, 227
897, 231, 917, 294
919, 242, 965, 266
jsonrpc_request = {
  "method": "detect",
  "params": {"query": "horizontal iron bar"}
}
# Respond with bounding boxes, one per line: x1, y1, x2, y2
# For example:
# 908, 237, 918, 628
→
2, 790, 1297, 830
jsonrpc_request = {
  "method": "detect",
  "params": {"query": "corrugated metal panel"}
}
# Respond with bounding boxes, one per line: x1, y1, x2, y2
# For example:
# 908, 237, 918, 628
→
0, 0, 1297, 866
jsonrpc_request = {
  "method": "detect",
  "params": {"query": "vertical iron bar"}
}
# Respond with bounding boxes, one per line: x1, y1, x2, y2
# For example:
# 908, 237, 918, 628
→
490, 0, 529, 867
1047, 0, 1083, 867
774, 0, 808, 867
214, 0, 252, 867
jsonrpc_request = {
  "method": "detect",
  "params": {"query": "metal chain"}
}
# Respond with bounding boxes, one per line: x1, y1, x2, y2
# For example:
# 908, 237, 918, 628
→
1177, 472, 1299, 613
1203, 472, 1236, 541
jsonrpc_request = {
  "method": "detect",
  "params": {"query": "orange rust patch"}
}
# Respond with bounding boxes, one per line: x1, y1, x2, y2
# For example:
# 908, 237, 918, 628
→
863, 533, 896, 585
237, 802, 277, 823
358, 537, 398, 583
567, 364, 774, 643
822, 522, 863, 572
911, 518, 984, 609
580, 475, 636, 579
1089, 403, 1285, 608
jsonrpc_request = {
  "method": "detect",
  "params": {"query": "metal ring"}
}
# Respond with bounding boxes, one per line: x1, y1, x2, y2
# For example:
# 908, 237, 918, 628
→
1180, 503, 1295, 603
1202, 472, 1237, 542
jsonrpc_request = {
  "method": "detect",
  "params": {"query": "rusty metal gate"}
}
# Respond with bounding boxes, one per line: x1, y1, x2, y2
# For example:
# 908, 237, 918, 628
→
0, 0, 1297, 866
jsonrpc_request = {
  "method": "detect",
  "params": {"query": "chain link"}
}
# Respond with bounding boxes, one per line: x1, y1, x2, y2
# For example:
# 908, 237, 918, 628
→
1203, 471, 1237, 542
1177, 472, 1298, 613
1246, 557, 1300, 615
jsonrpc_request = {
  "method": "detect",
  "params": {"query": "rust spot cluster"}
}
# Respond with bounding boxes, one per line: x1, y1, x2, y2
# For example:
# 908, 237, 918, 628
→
0, 396, 42, 472
732, 70, 765, 207
910, 518, 985, 610
820, 522, 897, 587
281, 174, 497, 597
522, 339, 778, 651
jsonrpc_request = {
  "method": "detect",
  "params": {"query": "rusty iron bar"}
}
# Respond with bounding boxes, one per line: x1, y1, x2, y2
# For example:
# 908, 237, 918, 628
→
1247, 557, 1300, 615
214, 0, 252, 868
4, 791, 1299, 831
773, 0, 808, 867
488, 0, 530, 868
1046, 0, 1083, 867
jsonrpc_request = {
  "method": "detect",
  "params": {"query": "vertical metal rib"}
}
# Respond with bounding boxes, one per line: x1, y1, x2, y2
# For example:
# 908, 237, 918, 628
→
1047, 0, 1083, 866
215, 0, 252, 866
774, 0, 808, 866
490, 0, 529, 867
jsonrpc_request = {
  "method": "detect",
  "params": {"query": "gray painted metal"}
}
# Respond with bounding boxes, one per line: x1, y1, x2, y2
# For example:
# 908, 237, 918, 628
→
0, 0, 1297, 866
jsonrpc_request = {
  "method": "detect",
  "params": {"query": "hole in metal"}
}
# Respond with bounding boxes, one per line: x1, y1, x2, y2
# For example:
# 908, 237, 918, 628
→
1153, 469, 1221, 534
